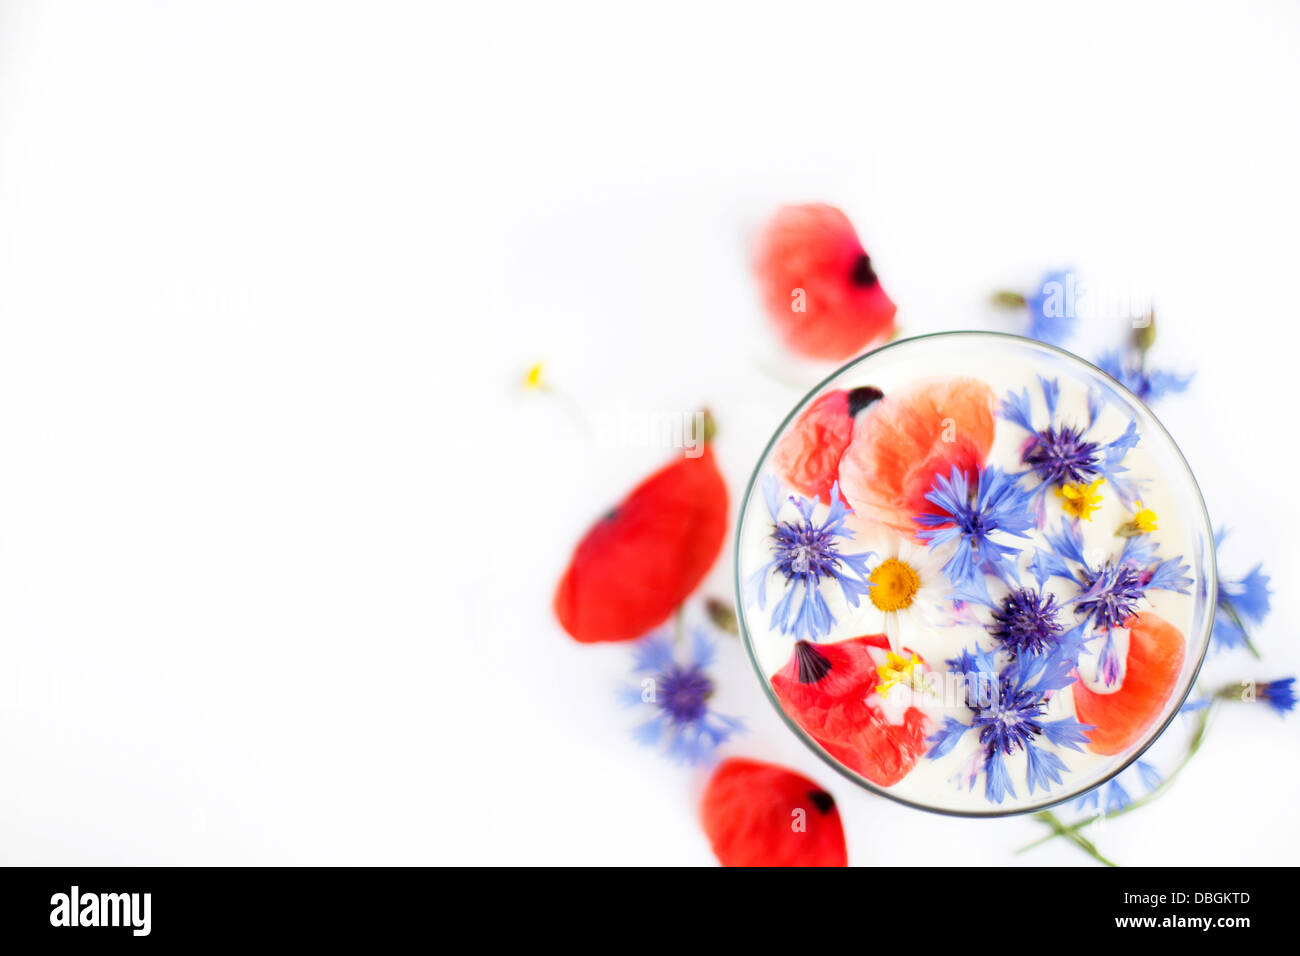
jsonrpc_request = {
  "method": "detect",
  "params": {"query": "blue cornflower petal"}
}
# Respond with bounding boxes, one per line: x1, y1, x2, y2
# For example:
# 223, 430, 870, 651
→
689, 628, 716, 670
1085, 388, 1103, 429
761, 473, 783, 522
1038, 376, 1061, 417
926, 717, 971, 760
630, 632, 676, 673
1076, 759, 1156, 814
1210, 532, 1272, 652
1224, 564, 1272, 625
1026, 637, 1084, 693
633, 713, 668, 747
1146, 556, 1193, 594
1136, 759, 1162, 791
998, 387, 1035, 431
947, 643, 1000, 688
1142, 367, 1194, 402
1118, 533, 1160, 569
1027, 548, 1074, 588
984, 750, 1016, 803
948, 573, 995, 608
1039, 716, 1093, 752
1097, 631, 1122, 688
743, 562, 774, 612
1104, 779, 1132, 813
615, 684, 646, 708
1259, 678, 1296, 715
1025, 743, 1069, 795
1096, 351, 1193, 405
1211, 611, 1249, 651
1043, 517, 1089, 567
1103, 419, 1141, 463
1025, 270, 1078, 346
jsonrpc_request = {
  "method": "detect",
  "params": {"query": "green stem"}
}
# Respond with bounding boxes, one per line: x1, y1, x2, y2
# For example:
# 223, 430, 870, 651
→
1034, 810, 1118, 866
1017, 704, 1215, 856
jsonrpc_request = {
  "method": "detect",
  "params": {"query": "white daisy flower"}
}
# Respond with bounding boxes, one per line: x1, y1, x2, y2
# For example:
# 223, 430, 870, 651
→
854, 527, 955, 653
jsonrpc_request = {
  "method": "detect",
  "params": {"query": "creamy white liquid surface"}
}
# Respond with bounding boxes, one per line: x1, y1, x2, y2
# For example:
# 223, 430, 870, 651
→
737, 335, 1212, 814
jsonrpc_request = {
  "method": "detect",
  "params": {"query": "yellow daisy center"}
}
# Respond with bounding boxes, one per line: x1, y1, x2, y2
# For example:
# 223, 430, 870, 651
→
868, 558, 920, 613
876, 651, 924, 698
1057, 477, 1105, 520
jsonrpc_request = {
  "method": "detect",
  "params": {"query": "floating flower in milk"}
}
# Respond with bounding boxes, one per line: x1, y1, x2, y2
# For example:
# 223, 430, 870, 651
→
850, 523, 955, 654
743, 479, 874, 643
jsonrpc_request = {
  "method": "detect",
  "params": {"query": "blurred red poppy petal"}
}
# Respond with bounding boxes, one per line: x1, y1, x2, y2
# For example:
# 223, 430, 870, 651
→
554, 446, 728, 643
701, 757, 847, 867
754, 203, 897, 362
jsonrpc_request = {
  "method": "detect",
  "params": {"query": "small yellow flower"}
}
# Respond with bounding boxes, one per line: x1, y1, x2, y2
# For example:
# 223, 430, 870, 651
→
1116, 500, 1158, 537
523, 362, 546, 391
876, 651, 925, 699
1132, 502, 1158, 533
1057, 478, 1105, 521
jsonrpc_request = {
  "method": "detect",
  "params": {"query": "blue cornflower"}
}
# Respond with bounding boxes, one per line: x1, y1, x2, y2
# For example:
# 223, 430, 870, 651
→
1024, 424, 1100, 486
1042, 518, 1191, 633
915, 466, 1035, 596
988, 587, 1065, 658
1025, 269, 1079, 346
1210, 676, 1295, 715
1096, 351, 1192, 405
1211, 529, 1272, 652
744, 478, 873, 642
998, 376, 1142, 511
618, 631, 744, 765
1075, 561, 1148, 632
926, 644, 1092, 804
1258, 678, 1296, 715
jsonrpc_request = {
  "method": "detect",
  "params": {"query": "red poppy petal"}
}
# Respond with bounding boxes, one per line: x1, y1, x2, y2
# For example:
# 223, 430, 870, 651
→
754, 204, 897, 362
554, 446, 728, 643
701, 757, 848, 867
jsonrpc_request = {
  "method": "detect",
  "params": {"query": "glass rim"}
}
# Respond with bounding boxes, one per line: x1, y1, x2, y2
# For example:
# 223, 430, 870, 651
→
731, 329, 1218, 819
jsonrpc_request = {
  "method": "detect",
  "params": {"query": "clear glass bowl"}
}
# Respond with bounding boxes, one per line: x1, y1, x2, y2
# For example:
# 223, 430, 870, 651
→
733, 332, 1215, 817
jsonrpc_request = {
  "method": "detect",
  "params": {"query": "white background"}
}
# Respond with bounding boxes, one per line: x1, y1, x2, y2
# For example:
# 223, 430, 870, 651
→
0, 1, 1296, 865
